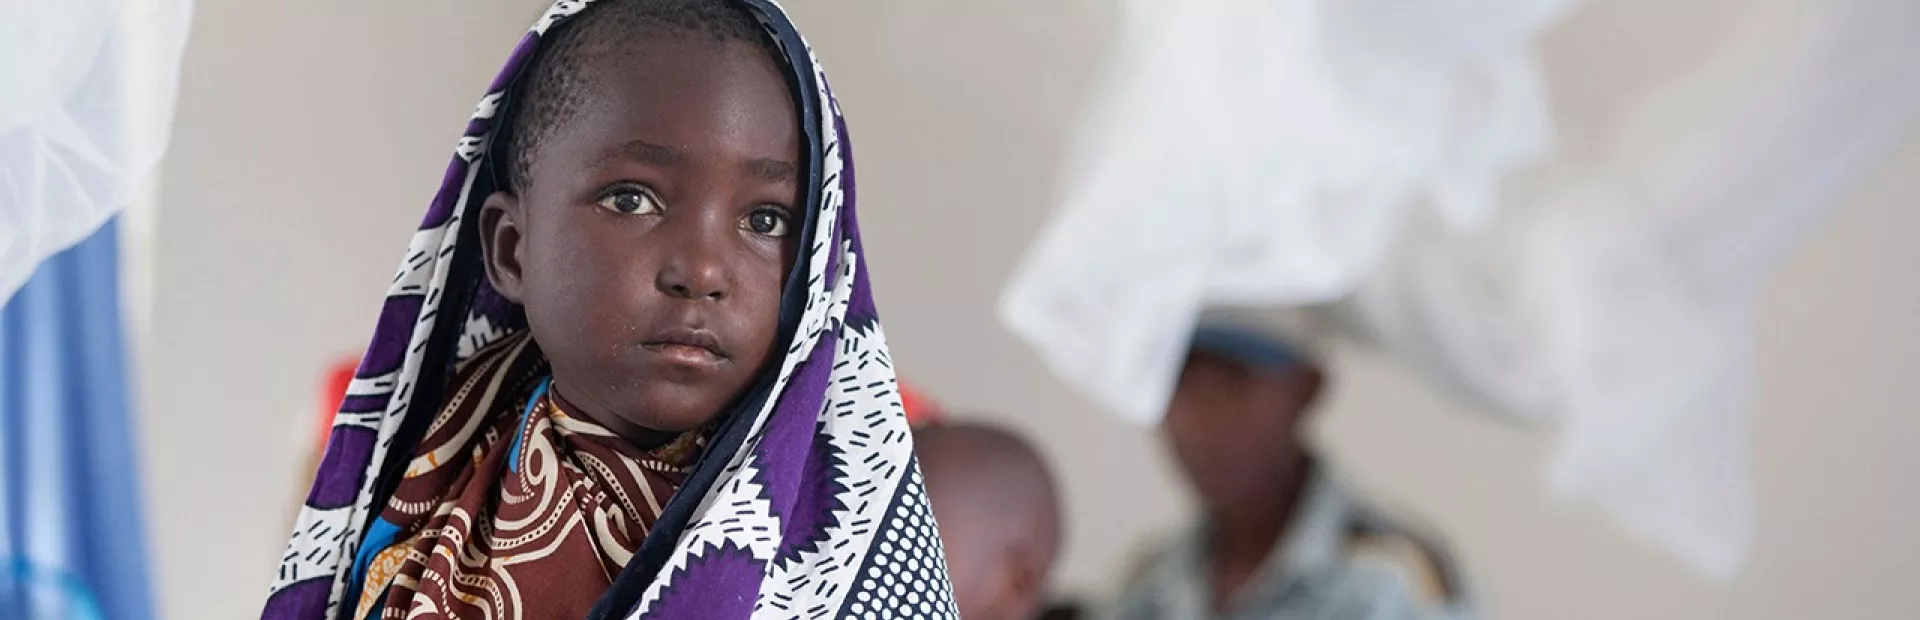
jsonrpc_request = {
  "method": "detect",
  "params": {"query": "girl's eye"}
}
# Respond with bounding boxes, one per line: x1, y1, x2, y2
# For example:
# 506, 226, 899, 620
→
596, 186, 662, 215
742, 208, 792, 237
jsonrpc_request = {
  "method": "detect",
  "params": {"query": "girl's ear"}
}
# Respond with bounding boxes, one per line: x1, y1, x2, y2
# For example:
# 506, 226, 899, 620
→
479, 190, 527, 303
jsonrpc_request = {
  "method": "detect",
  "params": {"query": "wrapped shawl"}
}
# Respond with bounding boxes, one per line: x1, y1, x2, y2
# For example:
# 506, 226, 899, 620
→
263, 1, 958, 618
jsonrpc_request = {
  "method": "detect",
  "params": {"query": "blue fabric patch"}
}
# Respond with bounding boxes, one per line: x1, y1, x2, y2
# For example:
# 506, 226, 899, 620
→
1190, 324, 1306, 369
508, 378, 551, 473
343, 517, 403, 620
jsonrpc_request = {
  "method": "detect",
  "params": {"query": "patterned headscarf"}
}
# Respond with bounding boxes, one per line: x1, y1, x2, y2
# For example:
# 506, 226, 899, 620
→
262, 2, 957, 618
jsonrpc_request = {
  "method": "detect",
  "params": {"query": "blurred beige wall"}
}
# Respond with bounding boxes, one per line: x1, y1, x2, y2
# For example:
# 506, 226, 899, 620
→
141, 1, 1920, 619
143, 2, 545, 619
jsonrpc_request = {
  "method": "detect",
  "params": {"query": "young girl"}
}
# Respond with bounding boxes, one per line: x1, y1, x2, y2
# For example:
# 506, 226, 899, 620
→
262, 1, 956, 618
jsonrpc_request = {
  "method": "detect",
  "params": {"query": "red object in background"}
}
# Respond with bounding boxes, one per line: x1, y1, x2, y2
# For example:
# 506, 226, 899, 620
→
317, 358, 356, 453
899, 379, 941, 428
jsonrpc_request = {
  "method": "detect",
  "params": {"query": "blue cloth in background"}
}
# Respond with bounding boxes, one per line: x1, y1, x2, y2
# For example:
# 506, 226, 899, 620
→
1190, 323, 1309, 370
0, 219, 155, 620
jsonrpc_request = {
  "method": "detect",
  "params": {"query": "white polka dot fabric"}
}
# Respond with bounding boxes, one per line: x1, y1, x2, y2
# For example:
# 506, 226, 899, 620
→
836, 470, 957, 620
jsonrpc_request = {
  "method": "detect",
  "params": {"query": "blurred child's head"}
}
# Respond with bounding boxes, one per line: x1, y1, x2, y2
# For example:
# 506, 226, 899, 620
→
480, 0, 801, 441
917, 421, 1062, 620
1162, 322, 1324, 515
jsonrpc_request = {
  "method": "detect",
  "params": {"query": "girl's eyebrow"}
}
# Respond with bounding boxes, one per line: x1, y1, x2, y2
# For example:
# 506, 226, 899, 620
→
595, 139, 684, 169
593, 140, 793, 184
741, 158, 797, 183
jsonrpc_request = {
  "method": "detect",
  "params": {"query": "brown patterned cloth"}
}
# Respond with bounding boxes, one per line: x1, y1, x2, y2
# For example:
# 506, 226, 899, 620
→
351, 332, 705, 620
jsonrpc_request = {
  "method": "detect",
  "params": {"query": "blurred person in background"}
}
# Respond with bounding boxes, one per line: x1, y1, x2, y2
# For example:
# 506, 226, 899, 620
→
1104, 317, 1471, 620
917, 420, 1064, 620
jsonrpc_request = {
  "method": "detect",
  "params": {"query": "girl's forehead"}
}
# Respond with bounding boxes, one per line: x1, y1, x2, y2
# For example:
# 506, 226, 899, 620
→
535, 37, 800, 166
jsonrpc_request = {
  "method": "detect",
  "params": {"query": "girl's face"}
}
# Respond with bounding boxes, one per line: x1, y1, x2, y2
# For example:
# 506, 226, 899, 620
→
482, 35, 801, 439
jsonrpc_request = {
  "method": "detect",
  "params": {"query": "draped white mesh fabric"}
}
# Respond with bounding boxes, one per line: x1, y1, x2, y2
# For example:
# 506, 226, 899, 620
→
1001, 0, 1920, 577
1000, 0, 1571, 425
0, 0, 193, 303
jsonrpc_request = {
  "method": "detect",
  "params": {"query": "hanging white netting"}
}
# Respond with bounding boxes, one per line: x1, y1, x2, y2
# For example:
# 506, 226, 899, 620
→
0, 0, 194, 304
1001, 0, 1920, 578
